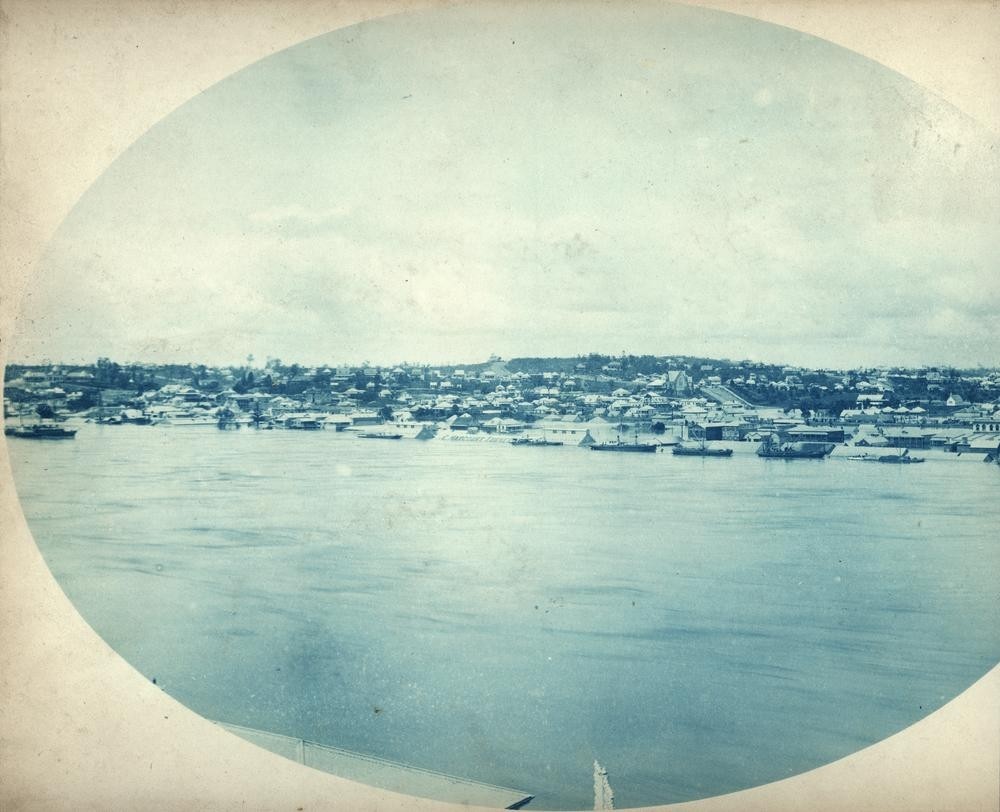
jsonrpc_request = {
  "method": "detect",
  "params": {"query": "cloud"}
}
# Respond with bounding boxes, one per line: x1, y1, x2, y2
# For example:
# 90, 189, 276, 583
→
10, 3, 999, 369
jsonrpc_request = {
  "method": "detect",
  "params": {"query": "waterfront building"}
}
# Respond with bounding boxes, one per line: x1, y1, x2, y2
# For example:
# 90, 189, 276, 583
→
786, 425, 846, 444
880, 427, 938, 450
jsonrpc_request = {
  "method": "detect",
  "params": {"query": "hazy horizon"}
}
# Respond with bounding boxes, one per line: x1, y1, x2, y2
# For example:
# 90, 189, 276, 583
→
7, 2, 999, 370
7, 349, 998, 376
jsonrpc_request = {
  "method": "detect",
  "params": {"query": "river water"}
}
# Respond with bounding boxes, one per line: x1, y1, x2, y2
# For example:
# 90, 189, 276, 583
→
8, 425, 999, 809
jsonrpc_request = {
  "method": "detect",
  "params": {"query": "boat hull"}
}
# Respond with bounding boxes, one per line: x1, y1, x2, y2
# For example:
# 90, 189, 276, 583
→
757, 440, 834, 459
757, 449, 830, 459
590, 444, 657, 453
4, 425, 77, 439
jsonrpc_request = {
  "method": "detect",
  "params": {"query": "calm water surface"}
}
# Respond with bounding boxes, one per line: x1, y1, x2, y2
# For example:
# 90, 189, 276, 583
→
8, 426, 1000, 809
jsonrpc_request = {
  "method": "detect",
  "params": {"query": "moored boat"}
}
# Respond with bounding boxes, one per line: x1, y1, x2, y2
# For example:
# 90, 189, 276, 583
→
511, 436, 564, 447
4, 424, 77, 440
672, 442, 733, 457
590, 439, 658, 453
876, 450, 924, 464
756, 436, 833, 459
589, 425, 658, 453
846, 449, 924, 464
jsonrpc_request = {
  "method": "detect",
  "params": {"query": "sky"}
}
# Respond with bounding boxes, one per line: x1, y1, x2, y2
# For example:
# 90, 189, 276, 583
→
9, 1, 1000, 370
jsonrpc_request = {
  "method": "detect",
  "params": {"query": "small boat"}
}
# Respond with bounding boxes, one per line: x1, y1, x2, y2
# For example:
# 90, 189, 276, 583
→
4, 424, 77, 440
876, 450, 925, 464
121, 411, 155, 425
158, 413, 216, 426
847, 449, 925, 464
359, 432, 403, 440
511, 436, 564, 447
672, 441, 732, 457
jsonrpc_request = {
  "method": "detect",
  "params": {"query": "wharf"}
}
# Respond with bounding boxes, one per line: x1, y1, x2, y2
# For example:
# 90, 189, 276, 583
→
216, 722, 534, 809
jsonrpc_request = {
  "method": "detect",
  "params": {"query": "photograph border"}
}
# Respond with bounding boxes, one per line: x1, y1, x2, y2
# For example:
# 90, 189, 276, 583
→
1, 2, 997, 809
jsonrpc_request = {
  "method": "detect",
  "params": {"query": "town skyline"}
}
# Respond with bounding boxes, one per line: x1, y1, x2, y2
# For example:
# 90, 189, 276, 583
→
7, 349, 999, 445
6, 351, 1000, 377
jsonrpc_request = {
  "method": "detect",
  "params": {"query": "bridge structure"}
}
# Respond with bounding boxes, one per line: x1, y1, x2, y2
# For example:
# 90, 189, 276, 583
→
699, 383, 756, 409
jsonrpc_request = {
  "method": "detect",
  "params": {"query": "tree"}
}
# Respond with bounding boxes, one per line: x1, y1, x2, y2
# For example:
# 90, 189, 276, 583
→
67, 391, 97, 412
35, 403, 56, 421
95, 357, 122, 387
